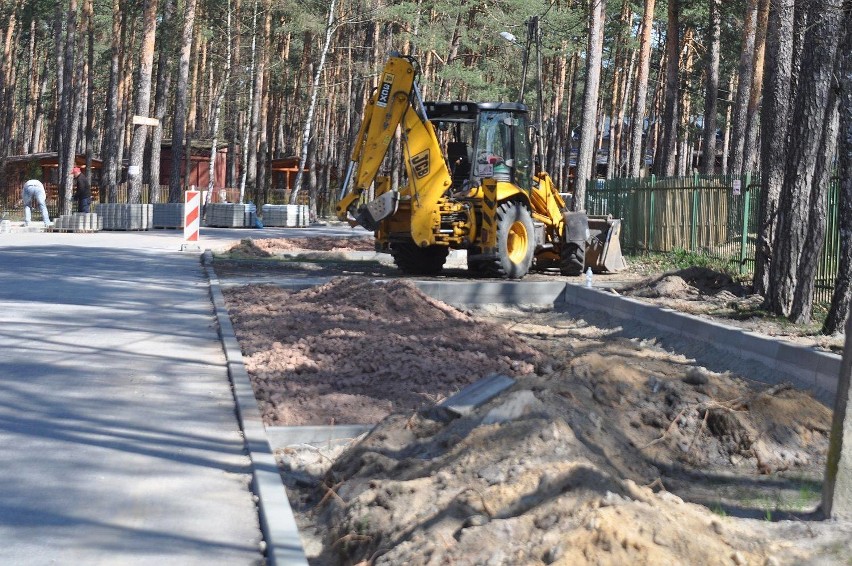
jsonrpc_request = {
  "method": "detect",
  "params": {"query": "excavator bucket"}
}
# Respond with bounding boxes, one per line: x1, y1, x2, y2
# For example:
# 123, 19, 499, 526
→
584, 215, 627, 273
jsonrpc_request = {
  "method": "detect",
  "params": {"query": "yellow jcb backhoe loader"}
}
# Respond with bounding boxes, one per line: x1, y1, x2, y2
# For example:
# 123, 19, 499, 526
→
336, 54, 625, 279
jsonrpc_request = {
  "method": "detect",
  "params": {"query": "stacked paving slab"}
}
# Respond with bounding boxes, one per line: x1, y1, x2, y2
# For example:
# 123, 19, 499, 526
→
261, 204, 309, 227
205, 203, 257, 228
152, 203, 185, 229
95, 203, 153, 230
50, 212, 102, 232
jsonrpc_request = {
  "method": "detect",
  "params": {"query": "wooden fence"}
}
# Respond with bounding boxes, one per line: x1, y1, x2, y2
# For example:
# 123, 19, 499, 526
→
587, 173, 839, 304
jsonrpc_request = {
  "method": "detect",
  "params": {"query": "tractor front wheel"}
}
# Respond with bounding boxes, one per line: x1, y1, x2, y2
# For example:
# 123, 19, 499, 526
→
560, 242, 586, 276
485, 201, 534, 279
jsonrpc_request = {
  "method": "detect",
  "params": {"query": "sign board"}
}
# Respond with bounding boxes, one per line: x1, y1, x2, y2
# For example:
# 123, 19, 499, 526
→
184, 190, 201, 243
128, 165, 141, 176
732, 179, 742, 196
132, 115, 160, 127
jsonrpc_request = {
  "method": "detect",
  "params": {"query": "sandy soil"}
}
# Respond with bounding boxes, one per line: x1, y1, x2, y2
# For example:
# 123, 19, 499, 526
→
617, 267, 843, 354
218, 236, 851, 566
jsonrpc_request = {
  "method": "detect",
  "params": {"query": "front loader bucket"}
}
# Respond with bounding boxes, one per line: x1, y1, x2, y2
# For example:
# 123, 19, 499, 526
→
585, 215, 627, 273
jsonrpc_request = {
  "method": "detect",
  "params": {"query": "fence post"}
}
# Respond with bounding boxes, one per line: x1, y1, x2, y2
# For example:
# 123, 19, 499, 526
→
691, 184, 699, 253
739, 172, 752, 275
648, 174, 656, 252
586, 178, 594, 212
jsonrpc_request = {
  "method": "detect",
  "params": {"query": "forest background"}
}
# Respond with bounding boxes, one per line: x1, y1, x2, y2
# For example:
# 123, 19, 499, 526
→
0, 0, 850, 331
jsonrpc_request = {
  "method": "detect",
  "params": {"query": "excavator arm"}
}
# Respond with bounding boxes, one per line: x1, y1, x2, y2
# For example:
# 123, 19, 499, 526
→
336, 56, 418, 228
336, 55, 454, 241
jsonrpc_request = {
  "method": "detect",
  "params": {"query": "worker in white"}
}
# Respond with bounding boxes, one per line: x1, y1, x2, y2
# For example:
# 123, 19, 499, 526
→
22, 178, 52, 227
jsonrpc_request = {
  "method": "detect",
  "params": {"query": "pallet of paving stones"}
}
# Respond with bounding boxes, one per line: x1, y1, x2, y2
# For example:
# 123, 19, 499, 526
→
204, 203, 257, 228
95, 203, 153, 231
48, 213, 103, 233
152, 203, 184, 229
260, 204, 309, 227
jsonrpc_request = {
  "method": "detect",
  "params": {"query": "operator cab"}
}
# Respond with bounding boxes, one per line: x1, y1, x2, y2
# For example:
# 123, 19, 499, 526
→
425, 101, 533, 192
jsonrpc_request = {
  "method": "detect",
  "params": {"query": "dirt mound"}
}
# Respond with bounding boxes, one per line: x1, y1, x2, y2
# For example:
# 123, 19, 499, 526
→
225, 236, 374, 256
220, 275, 847, 564
310, 411, 768, 566
225, 238, 274, 258
224, 278, 541, 425
296, 346, 836, 565
627, 267, 749, 300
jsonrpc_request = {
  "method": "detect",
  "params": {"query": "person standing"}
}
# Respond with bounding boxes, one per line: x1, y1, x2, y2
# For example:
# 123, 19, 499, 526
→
72, 167, 91, 213
22, 178, 52, 227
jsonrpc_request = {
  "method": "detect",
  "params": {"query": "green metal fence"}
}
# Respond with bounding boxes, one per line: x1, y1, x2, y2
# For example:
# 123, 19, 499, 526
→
586, 174, 840, 305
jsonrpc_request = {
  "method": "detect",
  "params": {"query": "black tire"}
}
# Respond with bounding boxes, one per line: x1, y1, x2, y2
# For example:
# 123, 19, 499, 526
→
483, 201, 535, 279
560, 242, 585, 276
391, 241, 449, 275
466, 246, 489, 276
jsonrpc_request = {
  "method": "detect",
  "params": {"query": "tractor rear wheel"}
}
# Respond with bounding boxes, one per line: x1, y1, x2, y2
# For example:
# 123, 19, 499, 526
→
484, 201, 534, 279
391, 241, 448, 275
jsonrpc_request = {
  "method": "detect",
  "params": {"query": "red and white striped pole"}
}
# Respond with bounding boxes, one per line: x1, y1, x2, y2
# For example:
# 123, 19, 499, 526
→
182, 190, 201, 251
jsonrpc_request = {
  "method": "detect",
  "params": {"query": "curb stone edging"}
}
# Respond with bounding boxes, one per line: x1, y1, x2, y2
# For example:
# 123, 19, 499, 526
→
203, 250, 309, 566
563, 284, 841, 404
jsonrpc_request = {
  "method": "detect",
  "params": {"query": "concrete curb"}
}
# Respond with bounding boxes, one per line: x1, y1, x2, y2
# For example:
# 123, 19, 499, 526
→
265, 425, 374, 450
562, 284, 841, 402
405, 279, 841, 403
413, 280, 567, 306
202, 250, 308, 566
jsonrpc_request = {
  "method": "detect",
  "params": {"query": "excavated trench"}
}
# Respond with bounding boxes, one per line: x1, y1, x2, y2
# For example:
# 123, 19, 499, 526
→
215, 241, 850, 566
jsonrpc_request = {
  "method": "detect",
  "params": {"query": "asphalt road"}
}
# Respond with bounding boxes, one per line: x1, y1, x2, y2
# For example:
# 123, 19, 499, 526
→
0, 226, 336, 564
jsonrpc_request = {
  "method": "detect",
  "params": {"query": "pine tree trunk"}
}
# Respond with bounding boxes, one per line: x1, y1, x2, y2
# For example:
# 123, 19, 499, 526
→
255, 1, 272, 204
561, 53, 578, 187
22, 17, 35, 153
64, 55, 84, 214
127, 0, 158, 204
31, 53, 49, 153
768, 0, 845, 321
728, 0, 758, 177
754, 0, 794, 296
102, 0, 121, 202
741, 0, 770, 176
291, 0, 337, 203
573, 0, 606, 208
614, 48, 636, 177
245, 0, 270, 202
225, 0, 241, 188
628, 0, 656, 178
655, 0, 679, 177
239, 0, 259, 202
677, 27, 695, 177
721, 75, 734, 174
84, 0, 94, 178
169, 0, 197, 202
148, 0, 175, 204
606, 2, 630, 181
188, 32, 201, 135
116, 20, 133, 188
699, 0, 721, 174
52, 3, 64, 155
790, 90, 840, 323
60, 0, 78, 216
823, 25, 852, 334
208, 0, 232, 194
0, 2, 20, 157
